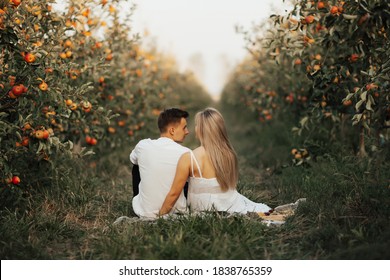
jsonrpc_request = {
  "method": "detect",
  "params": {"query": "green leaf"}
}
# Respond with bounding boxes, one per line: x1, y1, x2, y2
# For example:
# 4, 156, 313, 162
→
361, 91, 367, 101
345, 92, 354, 100
363, 121, 370, 131
342, 14, 358, 20
15, 132, 22, 141
382, 59, 390, 68
379, 75, 390, 81
299, 116, 309, 127
66, 141, 74, 150
37, 141, 45, 154
366, 98, 373, 112
381, 66, 390, 73
368, 94, 375, 106
355, 99, 364, 111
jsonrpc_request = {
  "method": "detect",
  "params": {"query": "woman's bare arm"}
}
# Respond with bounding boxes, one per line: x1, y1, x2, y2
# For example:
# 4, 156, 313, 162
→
159, 152, 191, 216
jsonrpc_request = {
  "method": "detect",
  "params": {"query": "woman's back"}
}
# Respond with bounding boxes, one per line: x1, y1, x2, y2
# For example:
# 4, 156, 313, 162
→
188, 147, 271, 214
188, 148, 242, 213
191, 146, 216, 179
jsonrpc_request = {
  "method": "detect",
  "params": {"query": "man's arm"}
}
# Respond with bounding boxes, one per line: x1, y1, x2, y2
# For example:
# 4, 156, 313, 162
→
159, 153, 191, 216
130, 139, 145, 165
129, 147, 138, 165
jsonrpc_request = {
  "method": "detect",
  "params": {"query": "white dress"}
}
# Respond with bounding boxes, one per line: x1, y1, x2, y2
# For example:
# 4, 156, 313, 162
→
187, 151, 271, 214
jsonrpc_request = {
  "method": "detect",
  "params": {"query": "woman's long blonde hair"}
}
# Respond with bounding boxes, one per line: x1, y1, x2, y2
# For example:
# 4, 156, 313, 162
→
195, 108, 238, 191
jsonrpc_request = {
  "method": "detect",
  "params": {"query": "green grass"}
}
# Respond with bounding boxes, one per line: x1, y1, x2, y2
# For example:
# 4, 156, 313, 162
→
1, 152, 389, 259
1, 104, 390, 259
94, 214, 277, 259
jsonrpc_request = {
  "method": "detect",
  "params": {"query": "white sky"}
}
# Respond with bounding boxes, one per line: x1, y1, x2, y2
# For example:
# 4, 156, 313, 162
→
129, 0, 292, 100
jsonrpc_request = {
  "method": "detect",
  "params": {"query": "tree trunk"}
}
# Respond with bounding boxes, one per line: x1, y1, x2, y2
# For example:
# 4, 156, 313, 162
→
340, 113, 346, 141
357, 125, 368, 157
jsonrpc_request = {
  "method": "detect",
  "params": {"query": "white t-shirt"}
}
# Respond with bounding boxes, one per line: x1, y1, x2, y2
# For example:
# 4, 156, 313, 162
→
130, 137, 190, 218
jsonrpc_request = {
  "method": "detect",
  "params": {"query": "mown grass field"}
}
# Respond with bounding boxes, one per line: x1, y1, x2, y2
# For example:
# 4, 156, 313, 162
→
1, 103, 389, 260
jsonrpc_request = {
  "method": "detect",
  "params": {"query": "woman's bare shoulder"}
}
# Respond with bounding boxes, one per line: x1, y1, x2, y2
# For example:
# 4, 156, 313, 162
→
193, 146, 212, 164
193, 146, 206, 155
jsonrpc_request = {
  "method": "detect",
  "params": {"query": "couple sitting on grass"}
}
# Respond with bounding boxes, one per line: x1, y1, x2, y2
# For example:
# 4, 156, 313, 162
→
129, 107, 303, 222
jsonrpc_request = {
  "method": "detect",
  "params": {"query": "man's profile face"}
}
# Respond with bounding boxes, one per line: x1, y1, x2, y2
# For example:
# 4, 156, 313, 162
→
172, 118, 189, 143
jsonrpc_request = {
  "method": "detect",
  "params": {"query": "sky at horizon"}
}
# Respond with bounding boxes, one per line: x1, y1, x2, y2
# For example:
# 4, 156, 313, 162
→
129, 0, 292, 100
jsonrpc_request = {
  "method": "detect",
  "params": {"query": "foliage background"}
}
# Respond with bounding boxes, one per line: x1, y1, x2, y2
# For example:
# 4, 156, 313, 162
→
0, 0, 389, 259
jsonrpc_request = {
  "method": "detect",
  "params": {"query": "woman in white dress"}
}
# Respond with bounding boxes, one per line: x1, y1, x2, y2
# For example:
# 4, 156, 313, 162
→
159, 107, 271, 216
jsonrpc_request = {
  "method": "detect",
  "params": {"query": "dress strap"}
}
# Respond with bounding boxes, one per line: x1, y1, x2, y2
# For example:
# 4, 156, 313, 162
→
189, 151, 203, 178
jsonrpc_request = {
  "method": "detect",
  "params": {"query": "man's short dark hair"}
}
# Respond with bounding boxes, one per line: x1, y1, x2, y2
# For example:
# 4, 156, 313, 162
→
158, 108, 189, 133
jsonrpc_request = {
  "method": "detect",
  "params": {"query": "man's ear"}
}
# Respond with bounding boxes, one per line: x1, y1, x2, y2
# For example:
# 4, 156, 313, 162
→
168, 126, 175, 135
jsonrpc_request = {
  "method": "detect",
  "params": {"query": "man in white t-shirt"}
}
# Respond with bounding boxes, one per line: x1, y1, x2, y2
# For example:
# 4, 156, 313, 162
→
130, 108, 190, 218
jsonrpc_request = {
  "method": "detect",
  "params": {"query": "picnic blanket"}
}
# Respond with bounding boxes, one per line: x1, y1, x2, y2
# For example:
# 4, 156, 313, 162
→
113, 198, 306, 227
